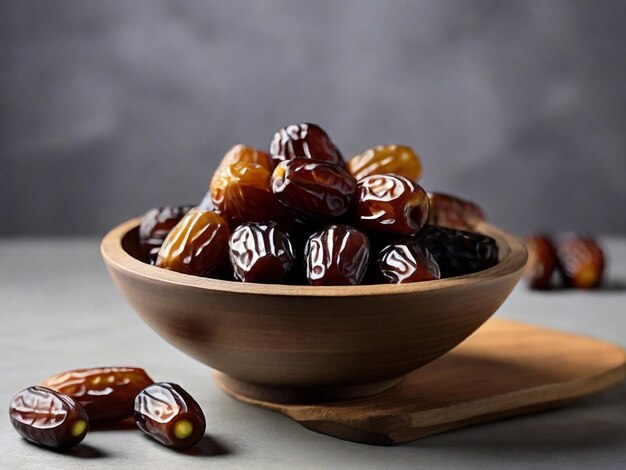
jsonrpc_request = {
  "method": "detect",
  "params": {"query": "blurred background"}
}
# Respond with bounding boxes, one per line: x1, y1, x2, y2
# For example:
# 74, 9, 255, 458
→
1, 0, 624, 237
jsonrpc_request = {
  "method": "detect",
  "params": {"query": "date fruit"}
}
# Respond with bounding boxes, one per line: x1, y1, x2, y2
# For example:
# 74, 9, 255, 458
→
269, 123, 344, 167
218, 144, 273, 172
139, 206, 194, 263
229, 222, 295, 283
271, 158, 357, 221
210, 162, 285, 225
428, 192, 486, 230
9, 386, 89, 450
156, 208, 231, 276
524, 234, 558, 290
556, 234, 605, 289
378, 239, 440, 283
305, 225, 370, 285
355, 174, 429, 235
134, 382, 206, 449
416, 225, 498, 277
347, 145, 422, 182
41, 367, 154, 424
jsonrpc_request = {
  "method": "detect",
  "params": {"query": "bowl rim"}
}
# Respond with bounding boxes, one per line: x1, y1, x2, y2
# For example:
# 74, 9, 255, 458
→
101, 217, 527, 297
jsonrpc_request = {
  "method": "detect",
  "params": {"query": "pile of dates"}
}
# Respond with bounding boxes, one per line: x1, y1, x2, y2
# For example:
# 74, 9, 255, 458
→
139, 123, 499, 285
9, 367, 206, 451
525, 233, 605, 290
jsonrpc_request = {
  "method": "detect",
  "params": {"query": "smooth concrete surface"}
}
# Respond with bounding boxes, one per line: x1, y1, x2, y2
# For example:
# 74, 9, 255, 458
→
0, 238, 624, 469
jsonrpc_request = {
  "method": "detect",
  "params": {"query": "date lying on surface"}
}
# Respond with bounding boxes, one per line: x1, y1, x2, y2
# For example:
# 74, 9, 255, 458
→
134, 382, 206, 449
41, 367, 154, 424
10, 386, 89, 450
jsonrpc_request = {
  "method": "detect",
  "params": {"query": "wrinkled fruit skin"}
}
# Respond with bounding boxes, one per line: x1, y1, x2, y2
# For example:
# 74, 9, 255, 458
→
305, 225, 370, 285
218, 144, 273, 172
10, 386, 89, 450
348, 145, 422, 182
416, 225, 498, 278
41, 367, 154, 424
556, 234, 604, 289
229, 222, 295, 283
139, 206, 194, 263
427, 192, 486, 230
156, 208, 231, 276
524, 235, 558, 290
269, 123, 344, 167
378, 239, 440, 283
355, 174, 429, 235
272, 158, 357, 221
134, 382, 206, 449
210, 162, 285, 225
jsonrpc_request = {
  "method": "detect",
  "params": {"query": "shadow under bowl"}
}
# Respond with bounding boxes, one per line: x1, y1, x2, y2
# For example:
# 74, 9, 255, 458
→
101, 219, 527, 403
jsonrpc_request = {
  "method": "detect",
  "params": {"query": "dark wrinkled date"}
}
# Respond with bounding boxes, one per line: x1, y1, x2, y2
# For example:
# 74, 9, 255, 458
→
305, 225, 370, 285
272, 158, 357, 221
378, 239, 440, 283
229, 222, 295, 283
9, 386, 89, 450
355, 174, 429, 235
41, 367, 154, 424
556, 234, 604, 289
134, 382, 206, 449
270, 123, 344, 167
524, 234, 558, 290
427, 192, 486, 230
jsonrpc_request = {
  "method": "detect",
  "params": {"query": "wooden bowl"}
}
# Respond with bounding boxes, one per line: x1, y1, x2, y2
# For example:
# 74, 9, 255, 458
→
101, 218, 527, 403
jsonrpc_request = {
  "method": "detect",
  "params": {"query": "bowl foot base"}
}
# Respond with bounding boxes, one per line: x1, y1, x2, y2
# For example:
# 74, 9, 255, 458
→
214, 372, 403, 404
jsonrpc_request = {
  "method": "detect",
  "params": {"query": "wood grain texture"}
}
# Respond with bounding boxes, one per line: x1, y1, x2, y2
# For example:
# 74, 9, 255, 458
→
101, 218, 527, 394
215, 319, 626, 445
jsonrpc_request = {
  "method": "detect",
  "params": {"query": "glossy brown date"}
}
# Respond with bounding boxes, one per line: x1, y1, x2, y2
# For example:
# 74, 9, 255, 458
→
9, 386, 89, 450
305, 225, 370, 285
156, 208, 231, 276
427, 192, 486, 230
271, 158, 357, 221
556, 234, 605, 289
269, 123, 344, 167
355, 174, 429, 235
41, 367, 154, 424
347, 145, 422, 182
210, 162, 285, 225
524, 234, 558, 290
229, 222, 295, 283
218, 144, 273, 172
139, 206, 194, 263
377, 239, 440, 283
134, 382, 206, 449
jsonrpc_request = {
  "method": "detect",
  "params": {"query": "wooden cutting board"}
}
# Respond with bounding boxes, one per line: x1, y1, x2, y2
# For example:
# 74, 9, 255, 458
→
215, 318, 626, 445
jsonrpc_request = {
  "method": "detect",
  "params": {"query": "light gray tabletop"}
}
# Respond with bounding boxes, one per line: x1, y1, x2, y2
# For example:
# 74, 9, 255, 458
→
1, 237, 625, 470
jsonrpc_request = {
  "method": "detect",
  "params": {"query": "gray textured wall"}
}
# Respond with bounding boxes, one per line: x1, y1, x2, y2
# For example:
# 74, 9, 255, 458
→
1, 0, 625, 236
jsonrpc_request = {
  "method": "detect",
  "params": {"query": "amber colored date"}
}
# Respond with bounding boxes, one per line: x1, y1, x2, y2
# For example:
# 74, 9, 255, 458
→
355, 174, 429, 235
269, 123, 344, 167
556, 234, 605, 289
428, 192, 486, 230
218, 144, 273, 172
41, 367, 154, 424
156, 208, 231, 276
271, 158, 357, 221
347, 145, 422, 182
139, 206, 194, 263
134, 382, 206, 449
10, 386, 89, 450
377, 239, 440, 283
229, 222, 295, 283
305, 225, 370, 285
524, 234, 558, 290
210, 162, 286, 225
